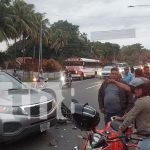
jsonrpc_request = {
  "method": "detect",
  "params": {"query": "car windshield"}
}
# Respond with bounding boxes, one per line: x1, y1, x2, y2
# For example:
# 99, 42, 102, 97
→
103, 67, 112, 71
0, 72, 25, 90
117, 63, 127, 68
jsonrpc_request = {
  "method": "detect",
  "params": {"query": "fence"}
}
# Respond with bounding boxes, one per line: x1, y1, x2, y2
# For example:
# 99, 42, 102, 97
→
2, 69, 61, 81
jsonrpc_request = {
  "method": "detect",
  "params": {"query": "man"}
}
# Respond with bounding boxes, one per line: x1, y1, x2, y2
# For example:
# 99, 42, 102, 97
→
13, 69, 18, 77
134, 68, 143, 78
117, 78, 150, 150
143, 65, 150, 80
13, 69, 21, 80
122, 67, 134, 83
98, 67, 133, 125
38, 69, 45, 81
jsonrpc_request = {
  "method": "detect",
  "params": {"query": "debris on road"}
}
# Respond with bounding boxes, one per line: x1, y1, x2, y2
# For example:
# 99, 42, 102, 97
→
49, 138, 58, 147
74, 145, 79, 150
72, 126, 77, 129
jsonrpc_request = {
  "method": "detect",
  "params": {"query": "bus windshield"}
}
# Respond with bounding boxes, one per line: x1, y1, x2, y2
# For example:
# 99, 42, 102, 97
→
65, 61, 83, 66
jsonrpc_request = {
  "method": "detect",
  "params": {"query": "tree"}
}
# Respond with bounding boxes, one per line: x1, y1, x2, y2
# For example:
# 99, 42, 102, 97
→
49, 20, 80, 56
50, 29, 67, 55
0, 0, 16, 42
120, 43, 144, 65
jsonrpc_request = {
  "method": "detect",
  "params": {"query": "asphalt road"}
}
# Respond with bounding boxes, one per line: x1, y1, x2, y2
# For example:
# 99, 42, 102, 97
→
1, 78, 104, 150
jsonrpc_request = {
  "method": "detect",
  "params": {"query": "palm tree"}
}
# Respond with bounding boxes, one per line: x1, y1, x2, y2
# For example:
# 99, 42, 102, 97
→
0, 0, 17, 43
8, 0, 36, 79
50, 29, 67, 55
11, 0, 35, 45
29, 12, 51, 48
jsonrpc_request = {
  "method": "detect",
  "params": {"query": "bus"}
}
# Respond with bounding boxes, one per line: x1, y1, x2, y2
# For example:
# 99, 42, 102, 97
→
64, 57, 101, 80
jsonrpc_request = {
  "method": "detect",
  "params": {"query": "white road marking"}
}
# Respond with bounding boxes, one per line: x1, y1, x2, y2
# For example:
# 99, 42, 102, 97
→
86, 84, 102, 89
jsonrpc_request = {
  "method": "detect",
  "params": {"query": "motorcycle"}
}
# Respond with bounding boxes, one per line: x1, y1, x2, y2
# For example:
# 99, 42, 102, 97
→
82, 121, 140, 150
32, 76, 48, 89
61, 100, 142, 150
59, 74, 72, 89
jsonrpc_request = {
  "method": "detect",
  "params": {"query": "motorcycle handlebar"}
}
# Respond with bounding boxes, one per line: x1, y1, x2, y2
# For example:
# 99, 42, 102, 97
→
107, 134, 142, 141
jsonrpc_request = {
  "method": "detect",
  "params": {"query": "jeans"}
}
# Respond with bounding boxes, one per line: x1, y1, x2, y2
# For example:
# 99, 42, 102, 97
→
136, 137, 150, 150
104, 111, 123, 125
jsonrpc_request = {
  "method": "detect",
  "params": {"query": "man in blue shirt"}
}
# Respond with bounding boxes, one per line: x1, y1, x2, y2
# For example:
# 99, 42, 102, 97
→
122, 67, 134, 83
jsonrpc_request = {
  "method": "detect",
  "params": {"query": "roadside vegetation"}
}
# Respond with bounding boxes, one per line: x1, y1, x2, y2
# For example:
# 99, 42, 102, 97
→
1, 0, 150, 70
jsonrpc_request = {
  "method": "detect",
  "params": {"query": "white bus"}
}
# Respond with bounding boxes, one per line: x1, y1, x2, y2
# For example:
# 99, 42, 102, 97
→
64, 57, 101, 80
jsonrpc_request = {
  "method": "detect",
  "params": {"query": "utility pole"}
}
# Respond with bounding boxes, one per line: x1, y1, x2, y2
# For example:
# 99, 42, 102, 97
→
38, 20, 43, 74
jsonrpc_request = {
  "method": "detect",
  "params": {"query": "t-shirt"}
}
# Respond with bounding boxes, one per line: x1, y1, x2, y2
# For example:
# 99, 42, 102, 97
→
123, 72, 134, 83
104, 84, 121, 113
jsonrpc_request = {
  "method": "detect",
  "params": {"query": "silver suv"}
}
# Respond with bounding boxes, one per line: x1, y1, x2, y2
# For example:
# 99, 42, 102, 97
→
0, 72, 57, 143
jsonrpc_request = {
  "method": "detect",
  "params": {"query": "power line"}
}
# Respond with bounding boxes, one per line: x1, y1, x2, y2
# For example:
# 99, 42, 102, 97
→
128, 4, 150, 8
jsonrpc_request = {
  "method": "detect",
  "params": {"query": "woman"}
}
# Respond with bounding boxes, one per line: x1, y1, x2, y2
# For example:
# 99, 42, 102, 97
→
110, 77, 150, 150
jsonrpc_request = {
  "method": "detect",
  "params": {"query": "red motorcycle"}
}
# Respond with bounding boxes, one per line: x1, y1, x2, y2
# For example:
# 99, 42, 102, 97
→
81, 122, 141, 150
68, 100, 142, 150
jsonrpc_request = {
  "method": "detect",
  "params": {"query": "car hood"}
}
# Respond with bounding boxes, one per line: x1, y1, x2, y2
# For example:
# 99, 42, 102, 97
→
0, 88, 54, 106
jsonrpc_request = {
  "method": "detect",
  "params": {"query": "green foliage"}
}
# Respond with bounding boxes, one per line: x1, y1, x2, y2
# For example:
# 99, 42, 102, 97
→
120, 43, 145, 65
1, 0, 150, 68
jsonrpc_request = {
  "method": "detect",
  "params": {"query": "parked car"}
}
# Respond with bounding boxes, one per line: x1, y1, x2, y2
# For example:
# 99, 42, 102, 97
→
0, 71, 57, 143
101, 66, 113, 78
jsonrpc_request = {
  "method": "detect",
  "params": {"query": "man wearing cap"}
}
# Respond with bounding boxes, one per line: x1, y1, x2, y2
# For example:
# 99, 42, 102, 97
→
121, 78, 150, 150
109, 77, 150, 150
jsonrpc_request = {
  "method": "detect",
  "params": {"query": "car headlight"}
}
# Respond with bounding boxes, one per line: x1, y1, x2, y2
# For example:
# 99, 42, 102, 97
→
60, 76, 65, 81
88, 133, 107, 149
52, 99, 57, 109
97, 71, 102, 76
33, 77, 37, 82
85, 141, 102, 150
0, 105, 27, 115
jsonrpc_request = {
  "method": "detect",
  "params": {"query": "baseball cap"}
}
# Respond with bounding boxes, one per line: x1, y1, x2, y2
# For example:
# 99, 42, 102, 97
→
129, 77, 149, 88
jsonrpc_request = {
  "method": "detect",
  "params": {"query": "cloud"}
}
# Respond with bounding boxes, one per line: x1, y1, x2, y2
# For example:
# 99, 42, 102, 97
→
26, 0, 150, 29
8, 0, 150, 49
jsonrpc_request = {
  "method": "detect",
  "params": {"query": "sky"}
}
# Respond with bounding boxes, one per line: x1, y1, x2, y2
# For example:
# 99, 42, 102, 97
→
1, 0, 150, 51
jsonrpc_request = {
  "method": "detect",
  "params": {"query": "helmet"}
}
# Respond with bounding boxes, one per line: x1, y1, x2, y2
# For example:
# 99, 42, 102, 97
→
71, 102, 100, 131
129, 77, 149, 88
129, 77, 150, 96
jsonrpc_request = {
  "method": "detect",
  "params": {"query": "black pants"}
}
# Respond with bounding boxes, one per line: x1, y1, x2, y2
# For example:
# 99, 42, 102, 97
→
104, 111, 124, 125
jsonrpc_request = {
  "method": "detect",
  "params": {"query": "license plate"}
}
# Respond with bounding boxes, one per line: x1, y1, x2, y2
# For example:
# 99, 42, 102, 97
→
40, 122, 50, 132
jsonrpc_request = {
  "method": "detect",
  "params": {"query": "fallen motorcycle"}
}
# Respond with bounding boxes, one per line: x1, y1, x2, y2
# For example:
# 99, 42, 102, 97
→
62, 99, 142, 150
